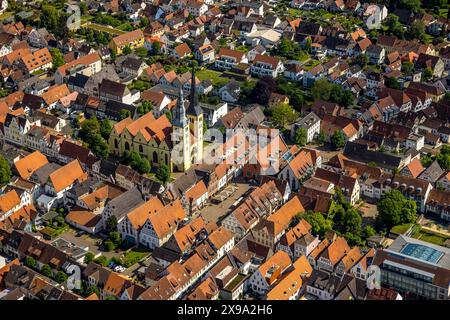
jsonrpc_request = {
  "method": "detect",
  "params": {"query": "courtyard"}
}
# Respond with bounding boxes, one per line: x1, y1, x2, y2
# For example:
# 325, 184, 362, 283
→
199, 181, 254, 223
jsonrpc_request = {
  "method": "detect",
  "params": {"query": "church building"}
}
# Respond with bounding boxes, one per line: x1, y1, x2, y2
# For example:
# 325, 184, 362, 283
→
109, 66, 203, 172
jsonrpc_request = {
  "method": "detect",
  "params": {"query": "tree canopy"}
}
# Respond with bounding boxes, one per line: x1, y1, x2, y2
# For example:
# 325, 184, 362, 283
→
300, 211, 333, 237
79, 118, 110, 159
50, 48, 64, 70
330, 130, 346, 150
376, 190, 417, 231
123, 151, 151, 175
269, 103, 298, 128
436, 145, 450, 170
295, 127, 307, 146
0, 155, 12, 185
252, 76, 276, 105
156, 165, 171, 185
311, 78, 355, 107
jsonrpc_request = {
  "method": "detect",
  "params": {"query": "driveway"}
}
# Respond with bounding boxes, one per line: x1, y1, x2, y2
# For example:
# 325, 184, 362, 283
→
57, 229, 119, 259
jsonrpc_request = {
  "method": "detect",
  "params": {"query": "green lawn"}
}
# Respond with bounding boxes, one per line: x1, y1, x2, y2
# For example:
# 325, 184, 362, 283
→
119, 248, 150, 267
41, 224, 69, 238
390, 223, 414, 235
128, 80, 152, 92
302, 60, 321, 71
196, 69, 230, 87
411, 228, 449, 246
84, 23, 126, 36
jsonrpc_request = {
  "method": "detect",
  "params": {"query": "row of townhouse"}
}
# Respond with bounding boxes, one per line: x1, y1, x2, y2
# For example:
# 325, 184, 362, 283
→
139, 227, 235, 300
222, 178, 290, 240
214, 48, 284, 77
6, 150, 89, 211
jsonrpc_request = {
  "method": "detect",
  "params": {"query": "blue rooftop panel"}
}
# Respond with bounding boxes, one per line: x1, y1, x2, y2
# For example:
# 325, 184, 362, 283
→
400, 243, 444, 264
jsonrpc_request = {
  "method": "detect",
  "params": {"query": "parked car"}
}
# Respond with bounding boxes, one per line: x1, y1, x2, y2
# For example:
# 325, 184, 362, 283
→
114, 265, 126, 273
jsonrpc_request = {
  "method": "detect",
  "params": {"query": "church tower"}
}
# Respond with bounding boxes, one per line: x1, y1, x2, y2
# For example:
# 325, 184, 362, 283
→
186, 65, 203, 165
172, 86, 191, 172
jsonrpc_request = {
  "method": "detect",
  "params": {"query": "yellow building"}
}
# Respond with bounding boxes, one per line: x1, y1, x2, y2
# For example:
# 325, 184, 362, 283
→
109, 68, 203, 172
109, 29, 145, 55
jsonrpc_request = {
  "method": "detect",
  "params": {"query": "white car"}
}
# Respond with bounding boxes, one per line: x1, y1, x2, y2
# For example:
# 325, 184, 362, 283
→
114, 266, 126, 273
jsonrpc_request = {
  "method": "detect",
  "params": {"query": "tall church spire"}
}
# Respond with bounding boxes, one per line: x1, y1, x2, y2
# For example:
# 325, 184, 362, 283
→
172, 86, 187, 127
186, 63, 203, 117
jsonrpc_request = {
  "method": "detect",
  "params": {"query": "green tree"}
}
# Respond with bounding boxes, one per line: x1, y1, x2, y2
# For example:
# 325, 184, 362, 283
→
305, 37, 312, 53
79, 118, 110, 158
317, 130, 327, 145
270, 103, 297, 128
0, 155, 12, 185
41, 264, 52, 278
110, 50, 116, 62
55, 271, 68, 284
311, 78, 333, 101
152, 41, 161, 53
295, 127, 307, 146
290, 90, 305, 110
104, 240, 115, 252
139, 16, 149, 28
137, 100, 153, 116
354, 54, 368, 68
50, 48, 64, 71
41, 5, 59, 34
106, 215, 118, 231
119, 109, 131, 120
423, 67, 433, 82
123, 45, 132, 55
363, 225, 376, 239
106, 295, 119, 300
156, 164, 171, 185
275, 39, 308, 61
94, 255, 108, 266
79, 118, 101, 140
109, 232, 122, 247
329, 85, 343, 104
420, 153, 433, 167
384, 14, 404, 38
300, 212, 333, 237
340, 90, 355, 107
25, 256, 36, 268
408, 21, 425, 41
100, 119, 113, 140
84, 252, 95, 264
376, 190, 417, 231
124, 151, 151, 174
330, 130, 346, 150
385, 77, 400, 89
341, 207, 362, 235
436, 146, 450, 170
88, 134, 110, 158
79, 2, 88, 14
86, 286, 100, 297
401, 61, 414, 74
398, 0, 422, 13
86, 29, 95, 43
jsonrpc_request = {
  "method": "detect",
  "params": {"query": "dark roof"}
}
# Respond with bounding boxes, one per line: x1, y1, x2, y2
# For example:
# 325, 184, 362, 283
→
67, 73, 89, 89
99, 79, 127, 96
106, 187, 144, 220
122, 57, 145, 71
59, 140, 99, 168
186, 67, 203, 117
343, 141, 403, 169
